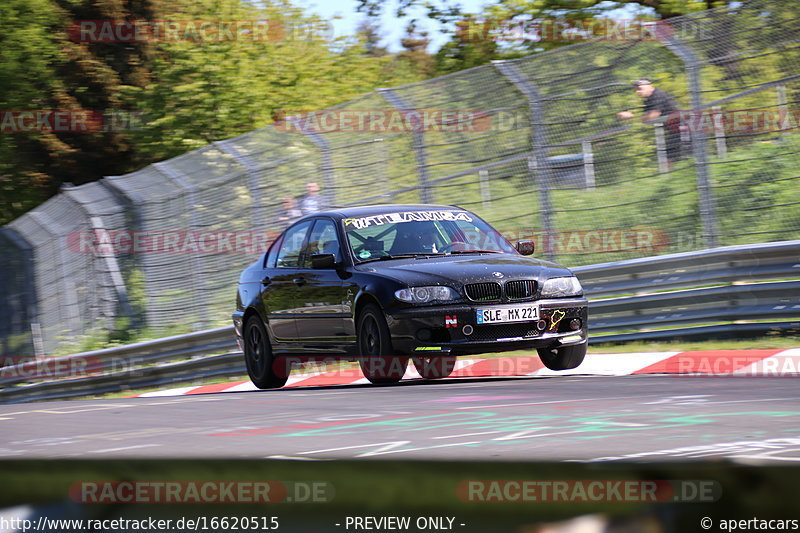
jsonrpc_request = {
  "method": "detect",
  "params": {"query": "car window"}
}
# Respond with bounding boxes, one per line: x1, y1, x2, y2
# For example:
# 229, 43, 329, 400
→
344, 210, 516, 262
275, 220, 312, 268
264, 234, 284, 268
302, 218, 341, 267
346, 224, 399, 260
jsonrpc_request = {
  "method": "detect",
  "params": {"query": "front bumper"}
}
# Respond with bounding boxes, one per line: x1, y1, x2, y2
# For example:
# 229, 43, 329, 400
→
386, 298, 588, 355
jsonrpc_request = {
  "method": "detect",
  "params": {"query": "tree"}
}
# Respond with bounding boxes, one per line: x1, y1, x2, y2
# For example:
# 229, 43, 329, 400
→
0, 0, 156, 224
1, 0, 433, 225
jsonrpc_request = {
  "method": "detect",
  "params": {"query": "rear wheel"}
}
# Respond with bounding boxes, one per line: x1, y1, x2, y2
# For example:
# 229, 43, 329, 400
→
244, 315, 289, 389
357, 303, 408, 384
537, 343, 586, 370
412, 355, 457, 379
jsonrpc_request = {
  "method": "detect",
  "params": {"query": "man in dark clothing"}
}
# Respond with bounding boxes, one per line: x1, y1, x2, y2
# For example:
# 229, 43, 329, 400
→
618, 79, 682, 167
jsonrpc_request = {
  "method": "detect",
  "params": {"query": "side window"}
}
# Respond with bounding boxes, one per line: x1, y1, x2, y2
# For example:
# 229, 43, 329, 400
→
264, 234, 284, 268
303, 218, 341, 267
275, 220, 312, 268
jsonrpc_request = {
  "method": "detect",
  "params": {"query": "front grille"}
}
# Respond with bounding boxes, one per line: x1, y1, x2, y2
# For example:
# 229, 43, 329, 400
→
506, 280, 536, 300
464, 282, 501, 302
470, 323, 541, 341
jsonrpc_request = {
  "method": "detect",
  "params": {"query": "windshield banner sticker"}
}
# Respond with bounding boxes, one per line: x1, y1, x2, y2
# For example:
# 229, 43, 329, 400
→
344, 210, 473, 230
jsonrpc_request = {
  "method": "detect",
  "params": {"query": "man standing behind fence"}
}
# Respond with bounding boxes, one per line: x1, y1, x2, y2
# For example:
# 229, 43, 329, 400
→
300, 181, 324, 215
618, 78, 682, 169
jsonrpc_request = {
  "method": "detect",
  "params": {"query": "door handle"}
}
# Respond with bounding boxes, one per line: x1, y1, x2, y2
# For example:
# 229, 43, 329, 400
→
293, 277, 306, 286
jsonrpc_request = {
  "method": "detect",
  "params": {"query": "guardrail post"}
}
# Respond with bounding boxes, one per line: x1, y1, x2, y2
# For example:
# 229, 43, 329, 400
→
659, 33, 719, 248
377, 88, 433, 203
493, 60, 555, 261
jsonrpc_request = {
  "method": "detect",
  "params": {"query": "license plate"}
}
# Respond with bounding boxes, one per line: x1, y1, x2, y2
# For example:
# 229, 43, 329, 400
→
476, 304, 539, 324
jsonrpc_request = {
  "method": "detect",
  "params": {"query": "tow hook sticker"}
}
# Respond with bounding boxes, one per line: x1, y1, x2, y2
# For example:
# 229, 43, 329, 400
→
549, 309, 566, 332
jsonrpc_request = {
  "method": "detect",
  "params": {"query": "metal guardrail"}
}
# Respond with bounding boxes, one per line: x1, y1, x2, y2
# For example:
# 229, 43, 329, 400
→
1, 241, 798, 402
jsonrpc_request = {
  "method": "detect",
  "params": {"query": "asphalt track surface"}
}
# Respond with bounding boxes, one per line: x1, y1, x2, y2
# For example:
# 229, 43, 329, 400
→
1, 375, 799, 462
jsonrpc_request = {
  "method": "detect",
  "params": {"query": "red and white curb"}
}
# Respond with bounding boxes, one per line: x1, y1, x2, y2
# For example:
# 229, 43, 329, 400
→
135, 349, 800, 398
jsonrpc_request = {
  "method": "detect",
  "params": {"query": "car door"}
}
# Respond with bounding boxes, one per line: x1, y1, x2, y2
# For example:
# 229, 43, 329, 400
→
294, 218, 350, 346
263, 219, 312, 343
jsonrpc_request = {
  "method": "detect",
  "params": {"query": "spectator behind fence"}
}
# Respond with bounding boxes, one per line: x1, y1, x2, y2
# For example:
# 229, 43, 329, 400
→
276, 196, 302, 224
618, 78, 682, 168
299, 181, 324, 215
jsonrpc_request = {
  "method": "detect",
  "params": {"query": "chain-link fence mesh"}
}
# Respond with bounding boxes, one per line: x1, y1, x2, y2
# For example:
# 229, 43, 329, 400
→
2, 0, 799, 355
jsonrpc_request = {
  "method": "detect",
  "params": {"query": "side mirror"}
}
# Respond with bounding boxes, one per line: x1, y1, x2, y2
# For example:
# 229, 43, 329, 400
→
516, 240, 535, 256
311, 253, 337, 269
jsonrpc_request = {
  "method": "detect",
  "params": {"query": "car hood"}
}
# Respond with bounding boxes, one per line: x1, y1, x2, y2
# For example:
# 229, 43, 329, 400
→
354, 253, 573, 286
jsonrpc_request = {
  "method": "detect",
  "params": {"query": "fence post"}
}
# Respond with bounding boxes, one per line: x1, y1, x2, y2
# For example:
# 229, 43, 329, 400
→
479, 169, 492, 209
659, 34, 719, 248
0, 226, 38, 359
295, 125, 336, 208
654, 122, 670, 173
777, 84, 788, 137
377, 88, 433, 203
493, 60, 555, 261
152, 162, 210, 330
213, 140, 269, 229
711, 105, 727, 158
61, 184, 134, 332
582, 141, 595, 189
26, 211, 80, 353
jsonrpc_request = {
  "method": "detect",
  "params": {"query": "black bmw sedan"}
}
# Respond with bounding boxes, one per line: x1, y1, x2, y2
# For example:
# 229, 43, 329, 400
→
232, 205, 588, 388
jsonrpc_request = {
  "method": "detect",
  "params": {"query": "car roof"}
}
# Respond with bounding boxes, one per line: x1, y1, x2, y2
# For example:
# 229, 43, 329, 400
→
302, 204, 467, 220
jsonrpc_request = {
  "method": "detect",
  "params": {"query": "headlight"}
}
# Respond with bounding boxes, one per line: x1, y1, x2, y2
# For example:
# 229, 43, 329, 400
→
395, 286, 459, 303
540, 276, 583, 298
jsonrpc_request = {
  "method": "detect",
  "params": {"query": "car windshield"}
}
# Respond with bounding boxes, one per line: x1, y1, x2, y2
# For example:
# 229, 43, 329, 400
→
343, 209, 517, 263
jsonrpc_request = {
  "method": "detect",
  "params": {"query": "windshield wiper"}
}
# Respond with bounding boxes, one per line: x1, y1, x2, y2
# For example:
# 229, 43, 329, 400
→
446, 249, 503, 254
358, 253, 431, 264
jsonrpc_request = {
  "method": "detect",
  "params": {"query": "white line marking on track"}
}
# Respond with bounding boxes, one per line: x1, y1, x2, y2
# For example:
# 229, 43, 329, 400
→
265, 455, 329, 461
90, 444, 161, 454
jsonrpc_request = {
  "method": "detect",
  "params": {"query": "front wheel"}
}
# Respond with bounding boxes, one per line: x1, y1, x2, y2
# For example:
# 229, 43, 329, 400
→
412, 355, 456, 379
357, 303, 408, 384
537, 343, 586, 370
244, 315, 289, 389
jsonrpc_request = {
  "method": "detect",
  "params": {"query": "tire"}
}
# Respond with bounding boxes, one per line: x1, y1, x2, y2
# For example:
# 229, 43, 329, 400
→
243, 315, 289, 389
537, 343, 586, 371
357, 303, 408, 384
412, 355, 457, 379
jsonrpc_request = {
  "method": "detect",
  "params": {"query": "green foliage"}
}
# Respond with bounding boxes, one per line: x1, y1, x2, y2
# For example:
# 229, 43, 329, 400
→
0, 0, 433, 226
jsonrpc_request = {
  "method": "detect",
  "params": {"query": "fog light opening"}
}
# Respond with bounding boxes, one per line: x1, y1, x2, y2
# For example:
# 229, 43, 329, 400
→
569, 318, 581, 331
462, 324, 473, 336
